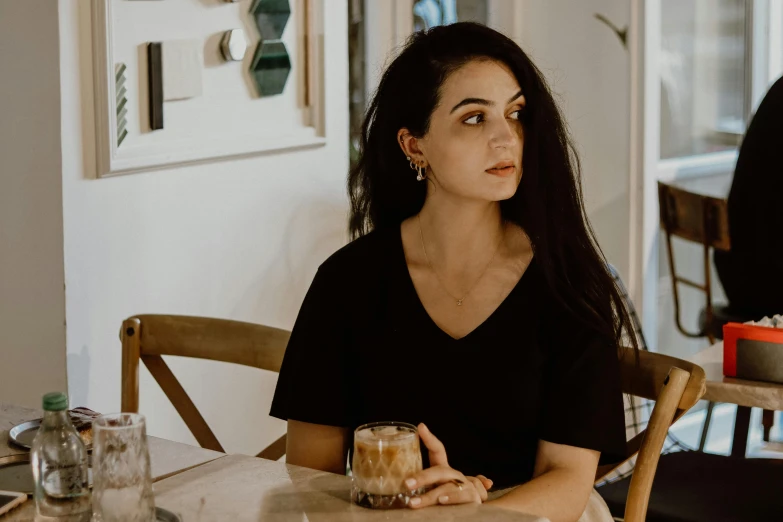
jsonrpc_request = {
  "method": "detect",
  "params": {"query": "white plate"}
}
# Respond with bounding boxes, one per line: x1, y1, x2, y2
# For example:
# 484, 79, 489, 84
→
8, 420, 92, 451
7, 420, 40, 450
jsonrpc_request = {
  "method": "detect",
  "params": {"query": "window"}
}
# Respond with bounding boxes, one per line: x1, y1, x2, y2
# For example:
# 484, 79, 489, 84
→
412, 0, 488, 31
349, 0, 494, 168
348, 0, 366, 166
659, 0, 747, 160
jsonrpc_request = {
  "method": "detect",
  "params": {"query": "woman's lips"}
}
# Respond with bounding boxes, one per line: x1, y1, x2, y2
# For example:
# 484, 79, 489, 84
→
485, 165, 516, 177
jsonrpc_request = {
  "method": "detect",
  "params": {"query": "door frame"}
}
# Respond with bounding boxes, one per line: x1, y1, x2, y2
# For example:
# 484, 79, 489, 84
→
628, 0, 658, 349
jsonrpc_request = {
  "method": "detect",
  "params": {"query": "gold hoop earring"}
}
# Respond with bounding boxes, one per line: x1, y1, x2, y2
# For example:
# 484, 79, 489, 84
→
408, 158, 427, 181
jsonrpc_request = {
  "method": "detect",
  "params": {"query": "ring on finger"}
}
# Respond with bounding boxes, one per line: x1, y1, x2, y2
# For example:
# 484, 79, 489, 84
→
450, 479, 464, 491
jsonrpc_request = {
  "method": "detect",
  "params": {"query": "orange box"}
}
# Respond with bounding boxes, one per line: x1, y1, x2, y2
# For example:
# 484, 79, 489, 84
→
723, 322, 783, 384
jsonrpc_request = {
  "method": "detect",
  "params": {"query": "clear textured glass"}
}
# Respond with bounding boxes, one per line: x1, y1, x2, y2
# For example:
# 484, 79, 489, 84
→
31, 410, 92, 521
660, 0, 747, 159
91, 413, 155, 522
413, 0, 488, 31
351, 422, 425, 509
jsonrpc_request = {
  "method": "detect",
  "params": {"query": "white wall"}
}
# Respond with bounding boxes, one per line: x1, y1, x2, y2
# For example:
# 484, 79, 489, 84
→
516, 0, 632, 280
0, 0, 68, 407
58, 0, 349, 454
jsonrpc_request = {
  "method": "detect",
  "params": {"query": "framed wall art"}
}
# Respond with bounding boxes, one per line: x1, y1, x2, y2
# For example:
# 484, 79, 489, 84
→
90, 0, 326, 177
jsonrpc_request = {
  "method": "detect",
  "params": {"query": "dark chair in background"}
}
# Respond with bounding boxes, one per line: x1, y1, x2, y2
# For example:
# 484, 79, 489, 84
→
658, 181, 741, 344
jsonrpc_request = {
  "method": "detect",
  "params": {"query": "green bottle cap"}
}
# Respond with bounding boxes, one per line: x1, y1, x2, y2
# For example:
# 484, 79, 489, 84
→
42, 392, 68, 412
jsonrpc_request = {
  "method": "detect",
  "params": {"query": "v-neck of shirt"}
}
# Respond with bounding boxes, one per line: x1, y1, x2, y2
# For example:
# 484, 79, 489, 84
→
396, 225, 534, 343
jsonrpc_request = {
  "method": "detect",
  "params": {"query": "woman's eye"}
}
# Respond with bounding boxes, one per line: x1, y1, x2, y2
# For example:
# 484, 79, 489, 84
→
509, 109, 524, 121
463, 114, 483, 125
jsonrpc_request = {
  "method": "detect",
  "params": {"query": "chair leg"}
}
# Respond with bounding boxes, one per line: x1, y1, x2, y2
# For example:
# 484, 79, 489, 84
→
731, 406, 752, 459
762, 409, 775, 442
256, 434, 287, 462
698, 401, 716, 452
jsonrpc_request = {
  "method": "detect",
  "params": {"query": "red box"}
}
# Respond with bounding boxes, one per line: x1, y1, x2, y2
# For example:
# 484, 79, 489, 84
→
723, 322, 783, 384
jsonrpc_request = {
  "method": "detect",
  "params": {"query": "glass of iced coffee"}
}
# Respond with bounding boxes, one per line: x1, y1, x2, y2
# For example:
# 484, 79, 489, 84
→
351, 422, 425, 509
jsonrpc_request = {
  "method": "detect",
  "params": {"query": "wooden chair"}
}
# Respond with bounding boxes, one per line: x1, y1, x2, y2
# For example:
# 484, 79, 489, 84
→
599, 346, 783, 522
595, 348, 706, 522
657, 180, 732, 345
120, 314, 291, 461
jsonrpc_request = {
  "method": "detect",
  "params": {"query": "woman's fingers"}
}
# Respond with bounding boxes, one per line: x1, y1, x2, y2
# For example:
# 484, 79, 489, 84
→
467, 477, 488, 502
476, 474, 493, 491
418, 423, 449, 467
409, 480, 481, 509
405, 465, 462, 491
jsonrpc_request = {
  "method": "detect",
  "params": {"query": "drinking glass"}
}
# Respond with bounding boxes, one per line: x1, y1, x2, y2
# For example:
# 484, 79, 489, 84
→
351, 422, 425, 509
91, 413, 155, 522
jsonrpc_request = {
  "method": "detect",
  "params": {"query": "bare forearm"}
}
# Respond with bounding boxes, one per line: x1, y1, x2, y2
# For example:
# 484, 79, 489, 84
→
485, 468, 592, 522
285, 450, 346, 475
285, 420, 348, 475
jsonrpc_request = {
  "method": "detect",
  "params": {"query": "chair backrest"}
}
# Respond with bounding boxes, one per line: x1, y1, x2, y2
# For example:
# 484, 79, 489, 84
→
658, 181, 730, 343
600, 265, 693, 486
595, 348, 706, 522
657, 181, 730, 250
121, 314, 291, 460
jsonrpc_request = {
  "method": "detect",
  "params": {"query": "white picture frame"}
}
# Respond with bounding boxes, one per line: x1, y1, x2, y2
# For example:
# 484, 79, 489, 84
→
90, 0, 326, 177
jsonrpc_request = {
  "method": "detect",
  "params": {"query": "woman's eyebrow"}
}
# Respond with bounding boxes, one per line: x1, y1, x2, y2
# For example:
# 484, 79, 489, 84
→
449, 90, 525, 114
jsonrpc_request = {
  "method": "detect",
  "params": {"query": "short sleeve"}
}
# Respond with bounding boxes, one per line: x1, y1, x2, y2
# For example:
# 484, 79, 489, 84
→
539, 322, 627, 466
270, 263, 354, 427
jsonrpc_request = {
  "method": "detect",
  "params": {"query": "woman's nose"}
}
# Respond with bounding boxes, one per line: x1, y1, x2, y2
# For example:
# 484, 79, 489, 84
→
488, 119, 519, 149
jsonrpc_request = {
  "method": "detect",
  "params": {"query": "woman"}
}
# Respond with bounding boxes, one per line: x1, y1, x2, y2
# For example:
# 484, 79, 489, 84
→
271, 23, 637, 522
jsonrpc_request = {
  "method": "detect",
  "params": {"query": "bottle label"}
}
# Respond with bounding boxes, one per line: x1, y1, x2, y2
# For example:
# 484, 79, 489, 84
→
41, 461, 89, 499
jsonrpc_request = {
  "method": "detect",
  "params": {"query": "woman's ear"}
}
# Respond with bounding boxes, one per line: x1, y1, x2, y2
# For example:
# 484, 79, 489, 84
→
397, 129, 428, 167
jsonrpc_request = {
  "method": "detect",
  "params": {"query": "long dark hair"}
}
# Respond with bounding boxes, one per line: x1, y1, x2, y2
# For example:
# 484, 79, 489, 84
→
349, 22, 638, 353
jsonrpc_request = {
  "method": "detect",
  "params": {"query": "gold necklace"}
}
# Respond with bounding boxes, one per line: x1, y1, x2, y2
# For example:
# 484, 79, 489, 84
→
417, 215, 502, 306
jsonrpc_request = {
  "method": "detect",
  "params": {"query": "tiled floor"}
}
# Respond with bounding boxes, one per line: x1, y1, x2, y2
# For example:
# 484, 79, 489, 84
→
670, 403, 783, 458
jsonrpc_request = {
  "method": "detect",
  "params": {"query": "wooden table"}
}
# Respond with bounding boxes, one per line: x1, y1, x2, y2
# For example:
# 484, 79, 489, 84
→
1, 403, 224, 521
1, 405, 546, 521
152, 453, 546, 522
687, 343, 783, 457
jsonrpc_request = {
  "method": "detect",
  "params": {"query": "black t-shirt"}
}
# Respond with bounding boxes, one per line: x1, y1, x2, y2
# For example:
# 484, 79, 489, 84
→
270, 226, 627, 489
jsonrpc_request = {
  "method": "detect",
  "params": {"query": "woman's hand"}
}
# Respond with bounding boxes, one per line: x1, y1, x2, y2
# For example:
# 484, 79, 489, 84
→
405, 423, 493, 509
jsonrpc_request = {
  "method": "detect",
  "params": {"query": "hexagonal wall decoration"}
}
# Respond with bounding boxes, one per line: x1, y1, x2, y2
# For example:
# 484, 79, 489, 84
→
250, 40, 291, 96
249, 0, 291, 97
250, 0, 291, 40
91, 0, 326, 176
